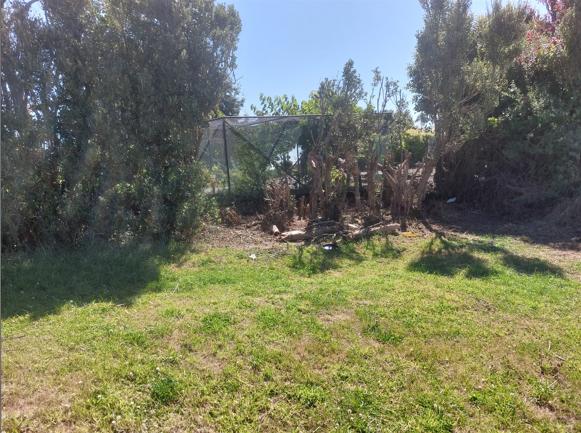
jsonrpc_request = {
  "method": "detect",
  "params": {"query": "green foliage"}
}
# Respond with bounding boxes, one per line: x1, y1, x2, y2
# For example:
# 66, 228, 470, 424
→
410, 0, 502, 154
1, 0, 241, 248
412, 0, 580, 215
251, 94, 301, 116
402, 128, 433, 163
200, 312, 232, 334
150, 374, 181, 405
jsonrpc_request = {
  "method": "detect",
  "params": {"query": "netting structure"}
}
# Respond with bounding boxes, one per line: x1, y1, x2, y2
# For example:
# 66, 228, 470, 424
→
198, 113, 392, 196
198, 115, 326, 195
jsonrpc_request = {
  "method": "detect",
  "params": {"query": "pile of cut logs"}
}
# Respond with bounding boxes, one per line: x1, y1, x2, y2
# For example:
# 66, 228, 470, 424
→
272, 219, 399, 243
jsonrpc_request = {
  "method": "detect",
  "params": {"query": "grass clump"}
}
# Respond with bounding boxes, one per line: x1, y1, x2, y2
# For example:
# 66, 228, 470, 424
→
200, 312, 232, 334
150, 374, 181, 405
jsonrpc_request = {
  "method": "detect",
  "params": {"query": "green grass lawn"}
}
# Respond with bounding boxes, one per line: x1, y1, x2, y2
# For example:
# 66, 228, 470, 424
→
2, 233, 580, 432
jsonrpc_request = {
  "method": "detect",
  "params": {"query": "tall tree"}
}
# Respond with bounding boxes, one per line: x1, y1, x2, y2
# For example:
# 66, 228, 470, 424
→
1, 0, 242, 248
409, 0, 500, 205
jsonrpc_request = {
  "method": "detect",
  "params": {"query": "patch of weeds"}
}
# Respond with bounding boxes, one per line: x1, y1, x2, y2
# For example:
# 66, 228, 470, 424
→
289, 243, 364, 275
409, 235, 565, 280
117, 361, 156, 385
200, 312, 232, 334
255, 307, 301, 336
289, 245, 336, 275
84, 386, 143, 425
148, 323, 172, 339
289, 384, 327, 408
198, 256, 217, 267
501, 253, 563, 276
262, 368, 274, 382
121, 330, 148, 347
529, 378, 555, 407
358, 309, 403, 344
256, 307, 284, 328
338, 387, 379, 433
410, 251, 493, 278
1, 240, 190, 320
468, 374, 521, 424
150, 374, 181, 405
201, 270, 238, 286
416, 409, 454, 432
1, 416, 33, 433
160, 307, 184, 319
408, 236, 495, 278
364, 321, 403, 344
415, 393, 455, 432
334, 366, 353, 382
220, 366, 243, 392
161, 351, 180, 366
296, 287, 348, 311
364, 237, 403, 259
249, 345, 285, 372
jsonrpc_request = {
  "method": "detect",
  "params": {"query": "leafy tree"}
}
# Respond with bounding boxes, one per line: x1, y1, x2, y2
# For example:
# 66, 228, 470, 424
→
1, 0, 242, 248
409, 0, 502, 206
423, 0, 580, 217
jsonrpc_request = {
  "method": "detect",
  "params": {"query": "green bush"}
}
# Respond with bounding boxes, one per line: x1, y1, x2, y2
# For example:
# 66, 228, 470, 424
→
1, 0, 241, 249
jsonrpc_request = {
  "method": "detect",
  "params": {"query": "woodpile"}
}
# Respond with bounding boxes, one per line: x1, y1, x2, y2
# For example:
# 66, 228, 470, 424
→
220, 207, 241, 226
277, 219, 399, 243
348, 223, 399, 240
261, 179, 295, 232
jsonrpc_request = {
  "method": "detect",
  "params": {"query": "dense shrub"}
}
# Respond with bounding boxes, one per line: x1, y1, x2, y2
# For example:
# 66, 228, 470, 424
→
430, 0, 580, 218
1, 0, 241, 249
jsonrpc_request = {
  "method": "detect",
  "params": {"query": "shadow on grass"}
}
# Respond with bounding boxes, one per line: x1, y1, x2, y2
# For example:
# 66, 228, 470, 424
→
408, 235, 564, 279
1, 241, 191, 320
364, 237, 403, 259
408, 250, 494, 278
500, 253, 564, 276
289, 241, 365, 275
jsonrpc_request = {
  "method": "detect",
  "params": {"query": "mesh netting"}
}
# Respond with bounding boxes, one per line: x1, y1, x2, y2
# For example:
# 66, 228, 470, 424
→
198, 113, 392, 196
198, 116, 324, 194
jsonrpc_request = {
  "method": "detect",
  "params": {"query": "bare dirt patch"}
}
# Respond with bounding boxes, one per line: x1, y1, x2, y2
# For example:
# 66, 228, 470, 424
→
318, 310, 355, 325
195, 218, 281, 251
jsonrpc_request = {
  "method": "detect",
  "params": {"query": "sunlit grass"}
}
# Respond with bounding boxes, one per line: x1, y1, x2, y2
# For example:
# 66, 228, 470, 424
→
2, 234, 580, 432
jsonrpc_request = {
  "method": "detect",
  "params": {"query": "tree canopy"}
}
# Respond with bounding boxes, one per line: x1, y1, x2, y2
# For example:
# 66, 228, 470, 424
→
2, 0, 241, 248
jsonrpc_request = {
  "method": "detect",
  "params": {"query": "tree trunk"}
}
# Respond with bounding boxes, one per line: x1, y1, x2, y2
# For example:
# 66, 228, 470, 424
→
382, 157, 392, 208
353, 169, 361, 210
367, 152, 379, 215
308, 150, 323, 219
322, 154, 334, 218
414, 158, 436, 209
347, 152, 361, 210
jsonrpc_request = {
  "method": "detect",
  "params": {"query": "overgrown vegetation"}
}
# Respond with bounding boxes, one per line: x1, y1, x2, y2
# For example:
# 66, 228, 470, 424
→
414, 0, 581, 218
2, 1, 579, 432
247, 0, 579, 227
5, 0, 576, 249
2, 235, 580, 432
1, 0, 241, 249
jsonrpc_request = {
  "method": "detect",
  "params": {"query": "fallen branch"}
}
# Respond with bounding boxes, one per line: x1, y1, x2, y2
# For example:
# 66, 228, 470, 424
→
279, 221, 399, 243
348, 223, 399, 240
280, 230, 308, 242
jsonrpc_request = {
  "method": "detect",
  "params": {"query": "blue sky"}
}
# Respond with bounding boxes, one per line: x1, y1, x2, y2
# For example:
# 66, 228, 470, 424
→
226, 0, 540, 115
